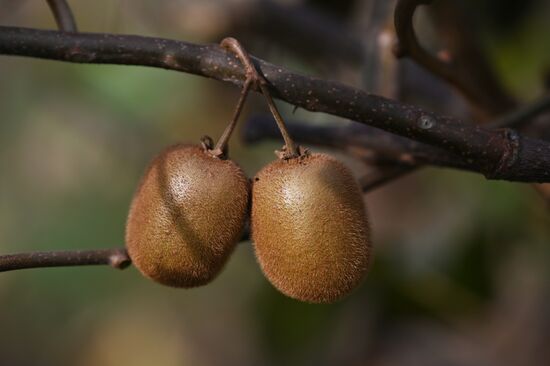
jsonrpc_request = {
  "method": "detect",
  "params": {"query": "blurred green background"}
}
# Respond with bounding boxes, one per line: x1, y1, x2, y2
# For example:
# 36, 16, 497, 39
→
1, 0, 550, 365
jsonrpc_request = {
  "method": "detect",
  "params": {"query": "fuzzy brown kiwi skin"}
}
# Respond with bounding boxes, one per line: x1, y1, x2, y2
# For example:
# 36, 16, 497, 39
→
251, 153, 371, 304
125, 144, 250, 288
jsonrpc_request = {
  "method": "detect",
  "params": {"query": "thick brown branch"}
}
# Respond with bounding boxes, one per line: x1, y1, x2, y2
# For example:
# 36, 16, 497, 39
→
0, 26, 549, 182
0, 248, 131, 272
45, 0, 78, 32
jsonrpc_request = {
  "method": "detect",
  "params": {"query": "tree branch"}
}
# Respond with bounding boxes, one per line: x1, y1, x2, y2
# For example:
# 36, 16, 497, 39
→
0, 248, 131, 272
0, 26, 549, 182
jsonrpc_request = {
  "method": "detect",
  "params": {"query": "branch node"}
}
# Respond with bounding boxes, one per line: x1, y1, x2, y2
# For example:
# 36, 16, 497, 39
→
488, 128, 521, 178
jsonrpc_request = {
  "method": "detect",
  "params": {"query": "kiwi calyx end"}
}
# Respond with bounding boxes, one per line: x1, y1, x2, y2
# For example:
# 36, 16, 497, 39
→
275, 145, 309, 160
200, 135, 228, 160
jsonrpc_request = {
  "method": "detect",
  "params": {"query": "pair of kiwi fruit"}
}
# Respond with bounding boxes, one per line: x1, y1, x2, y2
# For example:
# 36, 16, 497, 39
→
125, 39, 371, 303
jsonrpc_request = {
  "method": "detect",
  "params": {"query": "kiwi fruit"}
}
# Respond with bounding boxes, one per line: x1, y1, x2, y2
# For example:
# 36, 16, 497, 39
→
251, 152, 371, 303
125, 144, 249, 288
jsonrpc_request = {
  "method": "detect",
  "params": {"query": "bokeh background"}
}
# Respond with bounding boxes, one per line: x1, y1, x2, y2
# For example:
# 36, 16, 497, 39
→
1, 0, 550, 365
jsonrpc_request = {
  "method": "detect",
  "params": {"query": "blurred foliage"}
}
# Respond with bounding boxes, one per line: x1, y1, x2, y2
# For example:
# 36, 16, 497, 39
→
1, 0, 550, 365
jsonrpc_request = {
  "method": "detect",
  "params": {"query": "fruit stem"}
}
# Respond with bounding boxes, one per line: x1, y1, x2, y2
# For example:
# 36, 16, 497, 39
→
220, 37, 300, 159
212, 78, 252, 158
257, 83, 300, 159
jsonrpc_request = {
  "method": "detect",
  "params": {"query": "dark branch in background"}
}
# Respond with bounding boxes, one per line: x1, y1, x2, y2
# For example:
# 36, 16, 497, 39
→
490, 94, 550, 129
358, 166, 417, 192
243, 116, 467, 169
0, 248, 130, 272
228, 0, 364, 66
393, 0, 516, 117
45, 0, 77, 32
244, 116, 426, 191
1, 26, 549, 183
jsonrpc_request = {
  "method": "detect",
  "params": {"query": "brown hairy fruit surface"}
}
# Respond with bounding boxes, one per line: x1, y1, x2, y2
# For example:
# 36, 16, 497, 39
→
251, 153, 371, 303
126, 144, 249, 288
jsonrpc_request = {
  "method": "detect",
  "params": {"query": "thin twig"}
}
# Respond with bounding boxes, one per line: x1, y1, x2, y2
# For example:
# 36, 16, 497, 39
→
45, 0, 78, 32
489, 94, 550, 129
0, 26, 550, 182
243, 116, 468, 170
242, 116, 440, 191
359, 166, 418, 192
0, 248, 130, 272
211, 78, 252, 157
243, 116, 419, 191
